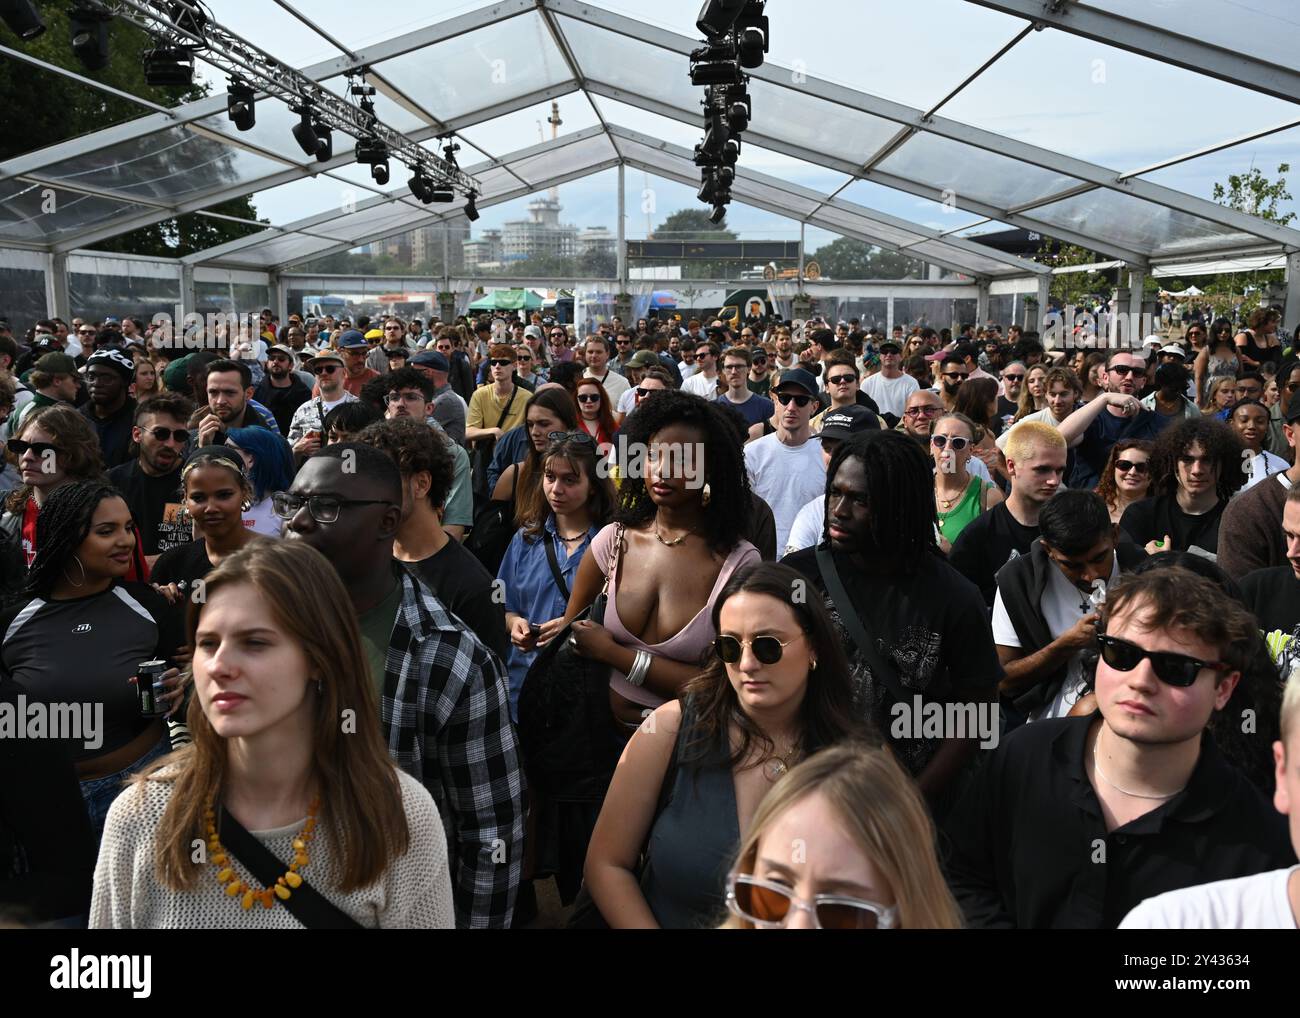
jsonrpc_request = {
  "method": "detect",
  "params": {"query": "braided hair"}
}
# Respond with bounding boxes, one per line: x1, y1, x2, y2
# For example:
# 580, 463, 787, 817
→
17, 480, 124, 603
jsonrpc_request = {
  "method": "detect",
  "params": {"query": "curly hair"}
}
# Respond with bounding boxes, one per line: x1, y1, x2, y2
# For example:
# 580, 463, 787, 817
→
355, 417, 455, 511
1095, 438, 1153, 512
613, 389, 752, 557
4, 404, 106, 515
1146, 416, 1246, 501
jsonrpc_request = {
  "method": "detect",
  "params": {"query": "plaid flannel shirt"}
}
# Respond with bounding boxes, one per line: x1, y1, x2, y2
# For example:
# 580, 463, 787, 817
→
382, 569, 525, 928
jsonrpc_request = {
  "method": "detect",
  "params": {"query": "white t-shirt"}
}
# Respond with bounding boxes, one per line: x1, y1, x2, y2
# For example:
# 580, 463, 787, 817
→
585, 367, 629, 405
682, 371, 721, 398
1242, 450, 1289, 492
860, 372, 919, 419
785, 494, 825, 556
991, 551, 1120, 722
616, 385, 638, 417
1119, 867, 1299, 929
242, 497, 283, 538
995, 408, 1067, 451
745, 433, 827, 553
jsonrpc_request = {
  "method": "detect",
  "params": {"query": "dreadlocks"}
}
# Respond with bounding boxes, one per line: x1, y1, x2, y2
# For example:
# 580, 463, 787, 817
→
614, 389, 752, 556
824, 430, 939, 571
17, 480, 123, 603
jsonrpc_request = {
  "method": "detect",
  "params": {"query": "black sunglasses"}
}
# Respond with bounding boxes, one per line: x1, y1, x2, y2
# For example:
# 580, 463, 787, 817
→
826, 374, 857, 385
313, 364, 340, 374
1107, 365, 1142, 376
145, 427, 189, 443
490, 359, 515, 367
635, 387, 662, 398
1097, 633, 1228, 687
7, 439, 58, 457
714, 634, 803, 665
577, 393, 602, 403
774, 391, 814, 408
1115, 459, 1149, 474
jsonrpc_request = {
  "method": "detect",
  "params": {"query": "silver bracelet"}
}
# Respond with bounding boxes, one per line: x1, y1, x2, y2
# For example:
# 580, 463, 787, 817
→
626, 649, 652, 687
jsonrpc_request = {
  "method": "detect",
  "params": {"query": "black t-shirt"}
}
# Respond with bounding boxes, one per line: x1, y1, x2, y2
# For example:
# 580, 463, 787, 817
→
1120, 494, 1228, 556
108, 459, 191, 557
253, 376, 312, 436
0, 581, 182, 761
780, 547, 1003, 778
1241, 565, 1300, 656
948, 502, 1040, 609
80, 398, 137, 469
1071, 408, 1162, 489
402, 539, 509, 665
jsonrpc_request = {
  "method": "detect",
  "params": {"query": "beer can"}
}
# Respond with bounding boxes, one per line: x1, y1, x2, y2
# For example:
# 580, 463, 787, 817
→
137, 659, 169, 717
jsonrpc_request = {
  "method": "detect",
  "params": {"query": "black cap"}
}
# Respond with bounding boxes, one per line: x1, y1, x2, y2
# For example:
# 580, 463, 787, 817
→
819, 405, 880, 441
774, 367, 819, 396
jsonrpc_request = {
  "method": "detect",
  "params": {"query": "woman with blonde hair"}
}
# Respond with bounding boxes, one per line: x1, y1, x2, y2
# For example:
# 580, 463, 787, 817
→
1012, 364, 1048, 422
90, 539, 454, 928
722, 743, 962, 929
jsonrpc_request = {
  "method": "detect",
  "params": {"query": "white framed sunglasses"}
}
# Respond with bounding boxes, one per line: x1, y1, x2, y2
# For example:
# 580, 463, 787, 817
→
726, 873, 897, 930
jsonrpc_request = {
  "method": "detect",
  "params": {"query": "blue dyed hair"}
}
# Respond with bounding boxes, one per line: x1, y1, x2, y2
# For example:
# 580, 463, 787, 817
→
225, 427, 293, 502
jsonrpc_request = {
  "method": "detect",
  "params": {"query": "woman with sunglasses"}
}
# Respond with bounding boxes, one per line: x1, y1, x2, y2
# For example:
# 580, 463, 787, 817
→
721, 743, 961, 929
91, 540, 454, 928
498, 432, 615, 723
932, 413, 1003, 551
1012, 364, 1049, 423
1095, 439, 1153, 525
0, 480, 186, 841
151, 447, 263, 609
585, 562, 868, 928
574, 378, 617, 456
1195, 332, 1241, 409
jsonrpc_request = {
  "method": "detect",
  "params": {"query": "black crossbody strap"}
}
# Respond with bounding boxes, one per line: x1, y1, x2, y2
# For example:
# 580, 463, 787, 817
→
494, 388, 516, 430
217, 805, 364, 930
814, 545, 909, 703
543, 533, 571, 601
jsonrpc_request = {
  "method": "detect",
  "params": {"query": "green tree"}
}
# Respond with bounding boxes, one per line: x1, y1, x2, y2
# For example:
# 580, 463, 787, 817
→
652, 208, 738, 241
809, 237, 924, 280
0, 9, 264, 257
1034, 238, 1108, 306
1212, 163, 1294, 226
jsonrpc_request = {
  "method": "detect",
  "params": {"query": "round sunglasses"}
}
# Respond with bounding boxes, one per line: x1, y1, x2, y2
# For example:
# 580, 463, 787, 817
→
1097, 633, 1229, 687
714, 633, 804, 665
726, 873, 897, 930
930, 434, 969, 451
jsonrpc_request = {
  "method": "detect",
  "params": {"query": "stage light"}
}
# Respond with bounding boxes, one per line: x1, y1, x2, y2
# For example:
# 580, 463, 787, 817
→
226, 80, 255, 131
371, 161, 389, 186
312, 121, 331, 162
430, 189, 455, 203
695, 0, 746, 39
70, 4, 112, 71
0, 0, 46, 40
143, 46, 194, 87
465, 190, 479, 222
291, 108, 323, 157
709, 203, 728, 225
726, 95, 750, 133
408, 169, 434, 204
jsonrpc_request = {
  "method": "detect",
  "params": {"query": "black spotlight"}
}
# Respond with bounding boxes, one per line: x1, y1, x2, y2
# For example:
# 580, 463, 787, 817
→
0, 0, 46, 40
70, 4, 112, 71
695, 0, 746, 39
725, 95, 750, 133
709, 203, 728, 225
142, 46, 194, 87
464, 190, 479, 222
429, 189, 455, 203
371, 160, 390, 186
354, 135, 388, 166
312, 121, 332, 162
735, 2, 769, 69
291, 108, 322, 158
408, 168, 434, 204
225, 80, 255, 131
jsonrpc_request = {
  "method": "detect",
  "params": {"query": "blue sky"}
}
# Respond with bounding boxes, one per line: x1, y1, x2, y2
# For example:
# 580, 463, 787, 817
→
190, 0, 1299, 256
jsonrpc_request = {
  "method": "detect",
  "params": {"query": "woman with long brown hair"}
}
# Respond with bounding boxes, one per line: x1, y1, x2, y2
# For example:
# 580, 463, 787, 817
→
1012, 364, 1048, 422
584, 562, 871, 928
722, 744, 962, 929
491, 387, 578, 508
1095, 439, 1153, 525
90, 540, 454, 928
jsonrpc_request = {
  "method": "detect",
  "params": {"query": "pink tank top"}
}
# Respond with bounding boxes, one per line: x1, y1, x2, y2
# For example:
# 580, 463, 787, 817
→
591, 523, 760, 709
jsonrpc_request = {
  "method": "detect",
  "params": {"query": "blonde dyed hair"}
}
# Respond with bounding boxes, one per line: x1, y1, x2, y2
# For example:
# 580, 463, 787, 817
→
1003, 419, 1066, 463
721, 743, 962, 929
1281, 669, 1300, 745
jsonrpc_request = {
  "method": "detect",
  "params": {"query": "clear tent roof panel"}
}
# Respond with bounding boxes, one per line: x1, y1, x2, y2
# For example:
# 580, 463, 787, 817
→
0, 184, 136, 243
368, 11, 573, 124
457, 93, 600, 156
838, 179, 987, 232
590, 96, 703, 149
504, 132, 618, 188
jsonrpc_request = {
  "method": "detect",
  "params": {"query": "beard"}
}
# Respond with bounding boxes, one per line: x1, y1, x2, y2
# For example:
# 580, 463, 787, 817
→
943, 381, 962, 397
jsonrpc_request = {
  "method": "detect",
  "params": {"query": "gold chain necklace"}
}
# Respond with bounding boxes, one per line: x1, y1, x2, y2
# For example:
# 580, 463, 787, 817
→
204, 797, 320, 911
653, 524, 692, 547
763, 742, 800, 781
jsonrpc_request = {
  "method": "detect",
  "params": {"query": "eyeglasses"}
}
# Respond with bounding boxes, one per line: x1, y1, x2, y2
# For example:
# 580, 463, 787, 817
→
384, 324, 403, 331
723, 363, 747, 371
1002, 373, 1024, 382
826, 374, 856, 386
1115, 459, 1149, 474
490, 359, 515, 367
145, 427, 189, 443
752, 356, 767, 364
313, 364, 340, 375
774, 391, 814, 408
77, 327, 95, 335
1107, 365, 1141, 376
930, 434, 969, 451
903, 406, 942, 418
384, 392, 426, 405
714, 632, 804, 665
1097, 633, 1229, 687
271, 492, 394, 524
577, 393, 603, 404
726, 873, 897, 930
7, 439, 58, 457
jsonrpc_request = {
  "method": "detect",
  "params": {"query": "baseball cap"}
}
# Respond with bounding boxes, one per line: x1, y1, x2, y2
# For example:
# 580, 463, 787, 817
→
1141, 335, 1164, 350
879, 340, 902, 353
1158, 344, 1187, 358
819, 405, 880, 441
524, 324, 544, 341
627, 350, 660, 369
34, 352, 77, 375
85, 348, 136, 381
383, 346, 410, 359
364, 328, 384, 342
412, 350, 450, 372
336, 330, 368, 349
750, 346, 768, 359
774, 367, 819, 396
266, 344, 295, 359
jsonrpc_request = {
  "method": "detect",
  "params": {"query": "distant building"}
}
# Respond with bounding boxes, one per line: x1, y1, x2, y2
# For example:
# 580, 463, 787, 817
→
577, 225, 616, 257
501, 197, 578, 262
463, 229, 503, 271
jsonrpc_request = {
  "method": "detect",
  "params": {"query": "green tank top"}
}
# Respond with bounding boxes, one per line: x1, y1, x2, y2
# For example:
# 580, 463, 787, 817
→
936, 475, 988, 544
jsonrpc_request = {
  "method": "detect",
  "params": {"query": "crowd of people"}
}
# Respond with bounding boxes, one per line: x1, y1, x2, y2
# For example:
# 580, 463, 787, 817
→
1, 301, 1299, 931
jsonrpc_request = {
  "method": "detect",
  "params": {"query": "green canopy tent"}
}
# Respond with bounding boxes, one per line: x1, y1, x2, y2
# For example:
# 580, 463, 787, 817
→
467, 288, 544, 312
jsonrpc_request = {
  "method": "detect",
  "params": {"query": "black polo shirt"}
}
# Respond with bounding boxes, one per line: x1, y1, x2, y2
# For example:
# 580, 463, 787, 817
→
944, 714, 1294, 928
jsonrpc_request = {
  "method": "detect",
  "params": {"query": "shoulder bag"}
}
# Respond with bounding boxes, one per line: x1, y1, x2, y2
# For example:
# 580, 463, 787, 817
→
470, 387, 519, 503
465, 452, 520, 575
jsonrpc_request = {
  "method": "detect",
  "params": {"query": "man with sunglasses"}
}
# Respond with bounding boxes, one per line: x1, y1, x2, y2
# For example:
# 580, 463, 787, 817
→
252, 344, 313, 437
324, 330, 380, 398
950, 565, 1292, 928
997, 360, 1026, 426
1058, 350, 1161, 489
993, 490, 1146, 727
288, 350, 358, 459
681, 340, 722, 399
77, 348, 137, 468
859, 339, 917, 425
466, 344, 527, 445
108, 393, 195, 565
745, 368, 826, 552
935, 353, 969, 412
745, 346, 773, 398
282, 443, 525, 928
